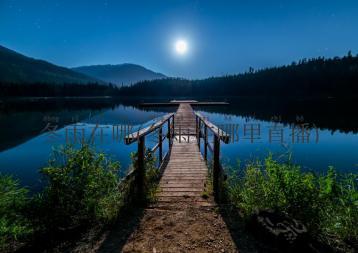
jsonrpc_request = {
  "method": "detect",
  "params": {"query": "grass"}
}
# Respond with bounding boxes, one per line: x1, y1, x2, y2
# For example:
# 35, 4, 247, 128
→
2, 145, 356, 252
0, 174, 33, 252
202, 162, 213, 200
36, 144, 123, 230
130, 149, 161, 203
226, 155, 358, 251
0, 144, 161, 251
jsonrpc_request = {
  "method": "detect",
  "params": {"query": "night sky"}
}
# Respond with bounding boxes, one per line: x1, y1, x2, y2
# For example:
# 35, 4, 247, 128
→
1, 0, 357, 78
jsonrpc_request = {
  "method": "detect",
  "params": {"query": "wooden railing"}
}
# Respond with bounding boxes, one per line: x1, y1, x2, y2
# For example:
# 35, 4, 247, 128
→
124, 113, 175, 200
195, 112, 230, 201
124, 110, 230, 202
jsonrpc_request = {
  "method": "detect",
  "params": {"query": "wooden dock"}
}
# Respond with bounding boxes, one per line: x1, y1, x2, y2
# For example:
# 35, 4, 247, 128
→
125, 101, 230, 205
158, 103, 211, 203
174, 103, 197, 135
139, 101, 229, 107
119, 101, 237, 252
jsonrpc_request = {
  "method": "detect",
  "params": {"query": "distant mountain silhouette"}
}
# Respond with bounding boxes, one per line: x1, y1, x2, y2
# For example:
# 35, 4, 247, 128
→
71, 64, 166, 86
0, 45, 99, 84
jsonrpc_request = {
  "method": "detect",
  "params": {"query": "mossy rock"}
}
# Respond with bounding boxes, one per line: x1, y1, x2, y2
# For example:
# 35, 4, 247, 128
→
247, 209, 330, 252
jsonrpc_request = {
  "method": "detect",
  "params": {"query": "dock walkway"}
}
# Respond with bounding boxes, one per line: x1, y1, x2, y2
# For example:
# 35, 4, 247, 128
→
158, 103, 207, 203
113, 101, 241, 252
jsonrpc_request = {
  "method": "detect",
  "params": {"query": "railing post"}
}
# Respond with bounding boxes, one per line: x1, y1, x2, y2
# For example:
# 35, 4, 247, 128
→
172, 115, 175, 141
168, 118, 171, 149
172, 115, 175, 139
179, 125, 181, 143
204, 125, 208, 161
198, 119, 201, 147
213, 134, 221, 202
195, 116, 198, 143
158, 127, 163, 163
136, 136, 145, 202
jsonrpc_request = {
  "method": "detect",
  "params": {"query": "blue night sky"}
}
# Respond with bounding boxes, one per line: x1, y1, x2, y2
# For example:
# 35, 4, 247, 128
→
1, 0, 357, 79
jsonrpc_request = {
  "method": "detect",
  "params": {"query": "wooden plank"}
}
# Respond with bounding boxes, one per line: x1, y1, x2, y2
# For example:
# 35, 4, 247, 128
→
162, 176, 207, 180
157, 196, 209, 203
139, 101, 229, 106
121, 102, 228, 205
161, 184, 205, 188
157, 103, 210, 203
157, 192, 202, 197
161, 179, 206, 182
159, 187, 203, 192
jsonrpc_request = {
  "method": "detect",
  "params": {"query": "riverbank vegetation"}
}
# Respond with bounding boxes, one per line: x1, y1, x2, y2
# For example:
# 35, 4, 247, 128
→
0, 175, 33, 252
225, 156, 357, 252
0, 145, 159, 252
1, 146, 357, 252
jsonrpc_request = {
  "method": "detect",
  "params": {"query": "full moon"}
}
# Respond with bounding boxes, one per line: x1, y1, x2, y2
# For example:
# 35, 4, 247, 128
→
175, 40, 188, 55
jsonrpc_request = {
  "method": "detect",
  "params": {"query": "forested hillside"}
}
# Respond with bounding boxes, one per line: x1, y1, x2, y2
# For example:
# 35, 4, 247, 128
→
72, 64, 166, 86
0, 45, 99, 84
118, 53, 358, 98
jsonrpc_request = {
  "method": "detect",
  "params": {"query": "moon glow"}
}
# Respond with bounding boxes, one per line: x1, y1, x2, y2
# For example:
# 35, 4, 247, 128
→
175, 40, 188, 55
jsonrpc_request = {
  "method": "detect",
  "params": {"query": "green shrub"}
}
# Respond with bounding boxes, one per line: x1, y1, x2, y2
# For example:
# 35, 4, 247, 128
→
317, 170, 358, 246
130, 149, 160, 203
0, 145, 161, 251
37, 144, 122, 231
227, 156, 358, 249
0, 174, 33, 251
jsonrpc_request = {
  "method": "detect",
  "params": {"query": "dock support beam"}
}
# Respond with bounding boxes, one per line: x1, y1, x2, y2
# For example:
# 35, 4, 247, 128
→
213, 135, 221, 202
204, 125, 208, 161
179, 126, 181, 143
158, 128, 163, 163
136, 136, 145, 202
167, 120, 171, 149
198, 120, 201, 146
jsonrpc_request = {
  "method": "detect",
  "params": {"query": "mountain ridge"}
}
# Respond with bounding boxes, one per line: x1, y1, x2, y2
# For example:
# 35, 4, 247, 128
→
0, 45, 100, 84
71, 63, 166, 86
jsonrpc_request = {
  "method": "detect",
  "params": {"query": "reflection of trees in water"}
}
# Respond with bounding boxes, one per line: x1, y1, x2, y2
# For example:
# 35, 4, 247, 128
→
0, 98, 174, 152
132, 98, 358, 134
0, 110, 100, 152
1, 97, 356, 153
0, 99, 115, 152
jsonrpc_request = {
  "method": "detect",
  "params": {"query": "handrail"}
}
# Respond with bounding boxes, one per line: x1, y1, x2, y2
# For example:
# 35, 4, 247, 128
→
125, 113, 174, 144
123, 109, 230, 203
195, 112, 230, 202
123, 112, 175, 202
195, 112, 230, 144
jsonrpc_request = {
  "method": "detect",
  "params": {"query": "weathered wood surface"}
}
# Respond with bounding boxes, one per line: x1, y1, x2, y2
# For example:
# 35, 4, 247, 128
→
174, 103, 197, 136
158, 104, 208, 204
115, 102, 241, 252
139, 101, 229, 106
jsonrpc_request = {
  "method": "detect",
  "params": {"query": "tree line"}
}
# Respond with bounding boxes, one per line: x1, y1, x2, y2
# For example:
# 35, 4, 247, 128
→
118, 53, 358, 98
1, 53, 357, 98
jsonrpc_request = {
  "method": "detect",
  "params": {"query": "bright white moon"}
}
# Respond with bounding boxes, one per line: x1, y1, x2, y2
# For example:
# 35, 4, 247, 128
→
175, 40, 188, 55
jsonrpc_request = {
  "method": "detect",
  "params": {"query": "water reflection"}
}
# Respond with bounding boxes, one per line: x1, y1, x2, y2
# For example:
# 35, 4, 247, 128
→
0, 97, 357, 191
0, 99, 173, 190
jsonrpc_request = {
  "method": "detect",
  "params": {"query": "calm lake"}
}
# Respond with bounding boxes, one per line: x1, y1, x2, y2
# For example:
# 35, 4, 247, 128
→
0, 98, 357, 191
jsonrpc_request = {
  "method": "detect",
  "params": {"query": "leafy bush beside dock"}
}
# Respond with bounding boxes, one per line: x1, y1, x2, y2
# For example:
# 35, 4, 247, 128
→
0, 145, 160, 252
0, 175, 33, 252
37, 145, 123, 229
226, 156, 358, 252
1, 147, 356, 252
